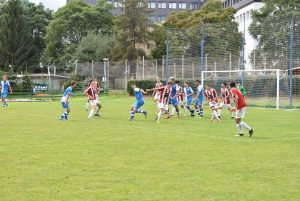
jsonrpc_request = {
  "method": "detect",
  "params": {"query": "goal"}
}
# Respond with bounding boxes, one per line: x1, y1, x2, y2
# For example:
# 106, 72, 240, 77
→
201, 69, 287, 110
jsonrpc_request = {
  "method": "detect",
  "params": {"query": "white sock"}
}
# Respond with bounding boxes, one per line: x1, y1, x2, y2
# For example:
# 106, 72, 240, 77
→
171, 107, 175, 115
157, 111, 162, 122
213, 110, 219, 119
237, 124, 243, 134
218, 109, 222, 117
88, 109, 95, 118
85, 102, 89, 110
240, 121, 251, 131
230, 111, 234, 117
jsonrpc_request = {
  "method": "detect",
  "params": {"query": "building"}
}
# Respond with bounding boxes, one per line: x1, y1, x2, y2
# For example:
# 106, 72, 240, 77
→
72, 0, 209, 22
222, 0, 264, 70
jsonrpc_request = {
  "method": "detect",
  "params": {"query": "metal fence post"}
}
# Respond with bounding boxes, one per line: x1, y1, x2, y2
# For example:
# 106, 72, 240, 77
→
242, 14, 246, 85
289, 13, 294, 110
142, 56, 145, 80
166, 27, 169, 82
200, 22, 205, 77
181, 55, 184, 80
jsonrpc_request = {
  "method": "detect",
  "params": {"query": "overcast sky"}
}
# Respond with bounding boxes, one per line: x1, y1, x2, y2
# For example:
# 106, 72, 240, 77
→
29, 0, 66, 11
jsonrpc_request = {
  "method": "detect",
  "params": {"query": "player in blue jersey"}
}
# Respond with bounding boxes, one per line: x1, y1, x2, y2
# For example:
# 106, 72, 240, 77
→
183, 81, 195, 117
60, 81, 76, 120
193, 80, 204, 118
169, 77, 180, 118
130, 82, 148, 121
0, 75, 12, 107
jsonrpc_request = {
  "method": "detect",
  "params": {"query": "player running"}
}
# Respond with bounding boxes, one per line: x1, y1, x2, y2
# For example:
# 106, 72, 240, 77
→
205, 84, 220, 122
230, 81, 254, 137
183, 81, 195, 117
193, 80, 204, 118
169, 77, 180, 118
60, 81, 76, 121
0, 75, 12, 108
218, 82, 234, 119
84, 81, 100, 119
153, 78, 163, 103
130, 82, 148, 121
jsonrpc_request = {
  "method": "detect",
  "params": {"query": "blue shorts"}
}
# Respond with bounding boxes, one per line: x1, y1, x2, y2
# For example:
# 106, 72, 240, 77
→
1, 92, 8, 98
170, 98, 178, 106
134, 101, 144, 110
195, 97, 204, 106
61, 102, 70, 109
186, 98, 192, 106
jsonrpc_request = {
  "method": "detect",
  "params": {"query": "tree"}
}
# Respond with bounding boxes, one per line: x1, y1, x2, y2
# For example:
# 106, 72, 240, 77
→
43, 0, 114, 66
75, 31, 114, 62
151, 24, 166, 59
151, 0, 241, 63
112, 0, 151, 61
0, 0, 34, 71
249, 0, 300, 69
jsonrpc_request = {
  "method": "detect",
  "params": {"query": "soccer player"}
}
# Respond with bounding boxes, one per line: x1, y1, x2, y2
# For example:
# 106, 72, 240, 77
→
193, 80, 204, 118
130, 82, 148, 121
0, 75, 12, 107
85, 79, 93, 112
93, 79, 102, 117
205, 85, 220, 122
175, 80, 186, 116
153, 78, 163, 103
230, 81, 254, 137
183, 81, 195, 117
169, 77, 180, 118
219, 82, 234, 119
237, 81, 246, 97
60, 81, 76, 121
148, 81, 172, 123
85, 81, 100, 119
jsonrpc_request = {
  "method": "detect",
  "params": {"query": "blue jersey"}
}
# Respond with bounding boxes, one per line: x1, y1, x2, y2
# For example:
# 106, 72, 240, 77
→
184, 87, 193, 100
171, 84, 179, 97
1, 81, 10, 93
197, 85, 204, 98
134, 88, 144, 102
61, 86, 73, 102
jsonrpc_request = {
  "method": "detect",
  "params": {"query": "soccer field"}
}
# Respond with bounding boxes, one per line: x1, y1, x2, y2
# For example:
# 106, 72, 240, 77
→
1, 95, 300, 201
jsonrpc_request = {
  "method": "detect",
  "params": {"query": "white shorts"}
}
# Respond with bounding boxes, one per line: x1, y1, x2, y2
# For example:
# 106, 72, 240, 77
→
90, 100, 99, 106
236, 107, 246, 119
154, 94, 161, 101
209, 102, 219, 108
219, 103, 231, 109
158, 103, 168, 111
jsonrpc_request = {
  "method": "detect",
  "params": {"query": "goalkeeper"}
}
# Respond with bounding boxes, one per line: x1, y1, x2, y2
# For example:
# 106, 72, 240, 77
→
237, 81, 246, 97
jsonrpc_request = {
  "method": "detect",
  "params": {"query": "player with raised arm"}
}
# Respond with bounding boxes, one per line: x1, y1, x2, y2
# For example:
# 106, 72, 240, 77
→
148, 81, 172, 123
218, 82, 234, 119
60, 81, 76, 121
193, 80, 204, 118
205, 85, 220, 122
130, 82, 148, 121
84, 81, 99, 119
183, 81, 195, 117
169, 77, 180, 118
230, 81, 254, 137
153, 78, 163, 103
0, 75, 12, 108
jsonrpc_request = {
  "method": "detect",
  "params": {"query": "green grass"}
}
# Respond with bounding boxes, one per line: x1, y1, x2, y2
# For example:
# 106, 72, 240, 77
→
0, 95, 300, 201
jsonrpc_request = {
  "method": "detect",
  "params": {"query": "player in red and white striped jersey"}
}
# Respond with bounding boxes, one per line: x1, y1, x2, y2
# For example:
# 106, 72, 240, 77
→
218, 82, 234, 119
205, 85, 220, 122
84, 81, 99, 119
153, 78, 163, 103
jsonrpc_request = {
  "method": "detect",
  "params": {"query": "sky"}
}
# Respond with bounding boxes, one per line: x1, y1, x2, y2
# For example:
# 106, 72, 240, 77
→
29, 0, 66, 11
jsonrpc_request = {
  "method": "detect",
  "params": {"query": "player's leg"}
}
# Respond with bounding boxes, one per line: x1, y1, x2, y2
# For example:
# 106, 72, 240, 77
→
228, 105, 234, 119
185, 99, 194, 117
237, 108, 254, 137
194, 101, 200, 117
135, 101, 147, 118
218, 104, 223, 118
60, 102, 70, 120
130, 103, 136, 121
172, 99, 180, 118
156, 105, 165, 123
95, 102, 101, 116
85, 99, 89, 111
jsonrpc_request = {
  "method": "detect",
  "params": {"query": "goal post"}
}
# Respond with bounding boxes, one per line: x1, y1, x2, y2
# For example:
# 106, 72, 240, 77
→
201, 69, 281, 110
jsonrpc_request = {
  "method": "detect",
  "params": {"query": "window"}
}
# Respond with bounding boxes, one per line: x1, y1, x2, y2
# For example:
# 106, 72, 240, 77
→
149, 15, 156, 22
179, 3, 187, 9
158, 2, 167, 9
157, 15, 166, 21
148, 2, 156, 9
169, 2, 177, 9
190, 3, 198, 10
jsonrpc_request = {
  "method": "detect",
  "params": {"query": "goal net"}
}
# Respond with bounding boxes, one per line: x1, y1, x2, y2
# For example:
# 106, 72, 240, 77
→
201, 69, 290, 109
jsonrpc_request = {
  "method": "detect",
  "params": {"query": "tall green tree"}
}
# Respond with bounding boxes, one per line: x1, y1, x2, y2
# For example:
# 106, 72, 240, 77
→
0, 0, 34, 71
249, 0, 300, 69
43, 0, 114, 66
112, 0, 151, 61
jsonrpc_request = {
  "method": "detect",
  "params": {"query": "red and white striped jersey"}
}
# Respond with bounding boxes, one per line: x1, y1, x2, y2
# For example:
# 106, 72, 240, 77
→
177, 86, 184, 101
157, 86, 170, 104
205, 88, 218, 103
86, 86, 98, 100
155, 82, 163, 94
220, 88, 231, 104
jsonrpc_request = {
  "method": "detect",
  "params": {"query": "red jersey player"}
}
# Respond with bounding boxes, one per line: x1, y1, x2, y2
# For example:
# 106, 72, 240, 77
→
205, 85, 220, 122
219, 82, 234, 119
230, 81, 254, 137
174, 80, 186, 116
154, 78, 163, 103
85, 81, 100, 119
